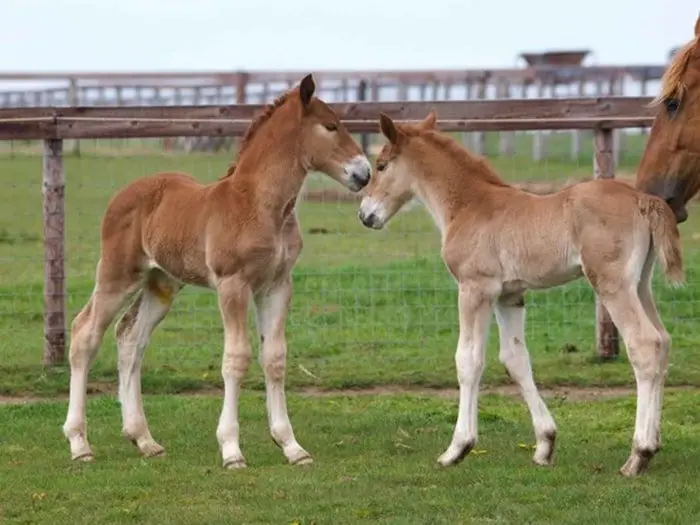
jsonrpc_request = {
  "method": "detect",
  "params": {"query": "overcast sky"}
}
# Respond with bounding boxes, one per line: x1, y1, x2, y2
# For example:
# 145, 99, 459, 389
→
1, 0, 697, 73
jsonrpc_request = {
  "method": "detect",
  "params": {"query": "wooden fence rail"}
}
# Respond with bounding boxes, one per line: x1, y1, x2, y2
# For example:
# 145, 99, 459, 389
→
0, 97, 655, 365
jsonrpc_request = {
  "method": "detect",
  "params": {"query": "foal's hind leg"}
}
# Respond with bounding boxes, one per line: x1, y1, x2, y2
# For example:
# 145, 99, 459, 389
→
636, 254, 671, 455
63, 262, 141, 461
596, 286, 666, 476
254, 276, 312, 466
494, 295, 557, 465
115, 269, 181, 458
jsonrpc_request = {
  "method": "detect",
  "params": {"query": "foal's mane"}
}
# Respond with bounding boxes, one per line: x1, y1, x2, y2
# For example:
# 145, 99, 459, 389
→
411, 127, 509, 188
219, 88, 296, 180
651, 37, 699, 107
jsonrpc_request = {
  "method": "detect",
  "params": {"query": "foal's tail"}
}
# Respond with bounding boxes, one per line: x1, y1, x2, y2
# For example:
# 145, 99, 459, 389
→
639, 195, 684, 286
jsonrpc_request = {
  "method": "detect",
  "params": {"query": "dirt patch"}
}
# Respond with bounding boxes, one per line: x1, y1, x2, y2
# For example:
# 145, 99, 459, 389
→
1, 384, 696, 406
295, 384, 699, 402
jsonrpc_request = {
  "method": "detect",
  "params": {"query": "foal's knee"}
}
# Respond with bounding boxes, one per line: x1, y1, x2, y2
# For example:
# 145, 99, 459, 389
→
223, 344, 252, 379
455, 343, 484, 383
628, 331, 665, 379
260, 340, 287, 382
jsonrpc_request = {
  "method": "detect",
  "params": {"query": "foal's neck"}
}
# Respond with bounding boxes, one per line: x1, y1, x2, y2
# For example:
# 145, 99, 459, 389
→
227, 141, 306, 225
410, 143, 510, 237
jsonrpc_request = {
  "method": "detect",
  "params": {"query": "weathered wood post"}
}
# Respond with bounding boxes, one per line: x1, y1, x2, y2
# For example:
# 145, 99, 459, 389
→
357, 79, 369, 156
593, 127, 620, 360
43, 139, 66, 366
67, 78, 80, 157
234, 72, 249, 155
497, 78, 515, 157
471, 74, 487, 156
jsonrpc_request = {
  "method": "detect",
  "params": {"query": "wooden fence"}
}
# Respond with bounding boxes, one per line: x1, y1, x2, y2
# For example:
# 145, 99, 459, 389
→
0, 96, 656, 366
0, 64, 665, 159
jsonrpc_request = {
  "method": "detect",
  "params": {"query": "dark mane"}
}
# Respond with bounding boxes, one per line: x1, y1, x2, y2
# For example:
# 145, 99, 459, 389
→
651, 37, 698, 107
416, 129, 510, 188
218, 88, 296, 180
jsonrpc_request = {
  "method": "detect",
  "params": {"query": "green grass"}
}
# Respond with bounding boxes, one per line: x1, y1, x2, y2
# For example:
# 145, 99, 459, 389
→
2, 133, 699, 524
2, 390, 700, 524
1, 132, 700, 398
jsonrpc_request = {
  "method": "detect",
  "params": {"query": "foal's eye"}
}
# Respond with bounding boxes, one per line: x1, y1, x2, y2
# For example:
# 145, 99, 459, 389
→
377, 162, 387, 172
324, 122, 338, 132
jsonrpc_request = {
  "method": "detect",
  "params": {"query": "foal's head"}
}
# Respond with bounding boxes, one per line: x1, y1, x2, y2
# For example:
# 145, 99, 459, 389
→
358, 111, 437, 229
636, 15, 700, 223
297, 74, 372, 191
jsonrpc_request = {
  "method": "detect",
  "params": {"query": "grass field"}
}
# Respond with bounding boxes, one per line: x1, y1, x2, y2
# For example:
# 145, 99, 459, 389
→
2, 390, 700, 524
2, 132, 699, 397
2, 131, 700, 523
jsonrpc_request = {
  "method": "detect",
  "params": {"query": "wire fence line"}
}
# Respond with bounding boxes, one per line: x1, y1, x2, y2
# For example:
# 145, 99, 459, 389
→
1, 98, 692, 383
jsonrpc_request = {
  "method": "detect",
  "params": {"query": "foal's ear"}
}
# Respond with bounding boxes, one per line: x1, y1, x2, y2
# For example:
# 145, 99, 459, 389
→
299, 74, 316, 108
379, 113, 400, 145
419, 110, 437, 130
695, 12, 700, 37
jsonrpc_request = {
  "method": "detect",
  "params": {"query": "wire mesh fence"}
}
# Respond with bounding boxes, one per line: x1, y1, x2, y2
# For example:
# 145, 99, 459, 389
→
2, 123, 697, 395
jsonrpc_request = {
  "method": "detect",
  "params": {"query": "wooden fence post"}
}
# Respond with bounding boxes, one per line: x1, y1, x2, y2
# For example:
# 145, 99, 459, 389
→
593, 128, 620, 360
67, 78, 80, 157
234, 72, 249, 155
357, 79, 369, 156
42, 139, 66, 366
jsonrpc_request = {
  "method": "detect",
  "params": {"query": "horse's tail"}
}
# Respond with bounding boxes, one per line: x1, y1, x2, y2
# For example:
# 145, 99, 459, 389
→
639, 194, 684, 286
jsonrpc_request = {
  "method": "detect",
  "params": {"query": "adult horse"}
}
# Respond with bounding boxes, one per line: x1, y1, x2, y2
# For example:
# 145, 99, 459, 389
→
636, 15, 700, 222
62, 74, 372, 469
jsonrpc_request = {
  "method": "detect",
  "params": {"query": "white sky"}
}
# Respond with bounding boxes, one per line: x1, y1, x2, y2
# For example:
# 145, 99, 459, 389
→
1, 0, 697, 73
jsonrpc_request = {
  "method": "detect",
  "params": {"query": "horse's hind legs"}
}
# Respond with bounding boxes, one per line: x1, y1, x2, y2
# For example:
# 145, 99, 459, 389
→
597, 286, 668, 477
62, 265, 140, 461
115, 269, 181, 458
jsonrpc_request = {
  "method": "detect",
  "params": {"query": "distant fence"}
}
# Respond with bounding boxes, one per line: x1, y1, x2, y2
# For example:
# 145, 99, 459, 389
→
0, 65, 665, 159
0, 96, 656, 366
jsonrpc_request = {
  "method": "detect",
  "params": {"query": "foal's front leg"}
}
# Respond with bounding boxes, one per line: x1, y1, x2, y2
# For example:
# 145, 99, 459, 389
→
216, 276, 253, 469
254, 276, 312, 466
438, 281, 494, 467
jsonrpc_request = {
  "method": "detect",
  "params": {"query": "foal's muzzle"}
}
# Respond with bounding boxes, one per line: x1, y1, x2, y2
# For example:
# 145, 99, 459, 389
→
344, 156, 372, 192
358, 210, 381, 229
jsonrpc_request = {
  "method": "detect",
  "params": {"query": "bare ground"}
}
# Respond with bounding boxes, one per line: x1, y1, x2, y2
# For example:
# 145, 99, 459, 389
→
1, 384, 697, 406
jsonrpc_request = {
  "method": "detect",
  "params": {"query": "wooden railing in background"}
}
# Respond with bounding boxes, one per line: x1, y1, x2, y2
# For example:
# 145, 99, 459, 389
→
0, 97, 657, 365
0, 66, 664, 159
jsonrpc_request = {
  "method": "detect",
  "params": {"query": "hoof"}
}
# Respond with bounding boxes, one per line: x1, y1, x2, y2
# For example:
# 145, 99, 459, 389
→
437, 440, 474, 467
223, 458, 247, 470
533, 431, 556, 466
291, 453, 313, 467
73, 452, 95, 462
141, 443, 166, 458
619, 449, 653, 477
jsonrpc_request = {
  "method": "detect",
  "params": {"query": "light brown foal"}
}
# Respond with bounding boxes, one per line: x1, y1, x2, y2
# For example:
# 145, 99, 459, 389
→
62, 74, 372, 468
359, 111, 683, 476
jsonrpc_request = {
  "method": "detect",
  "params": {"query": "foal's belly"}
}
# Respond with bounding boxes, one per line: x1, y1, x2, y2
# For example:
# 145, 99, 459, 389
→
502, 261, 584, 294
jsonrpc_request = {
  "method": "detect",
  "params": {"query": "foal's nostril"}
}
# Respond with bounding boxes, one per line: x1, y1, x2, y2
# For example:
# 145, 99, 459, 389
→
358, 210, 376, 228
352, 171, 370, 188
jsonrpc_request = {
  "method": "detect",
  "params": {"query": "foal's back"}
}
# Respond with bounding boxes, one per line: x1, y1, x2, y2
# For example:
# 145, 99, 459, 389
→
457, 178, 676, 291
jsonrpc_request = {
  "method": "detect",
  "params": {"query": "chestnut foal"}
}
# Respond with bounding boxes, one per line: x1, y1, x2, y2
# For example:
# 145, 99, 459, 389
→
359, 111, 683, 476
62, 74, 372, 468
